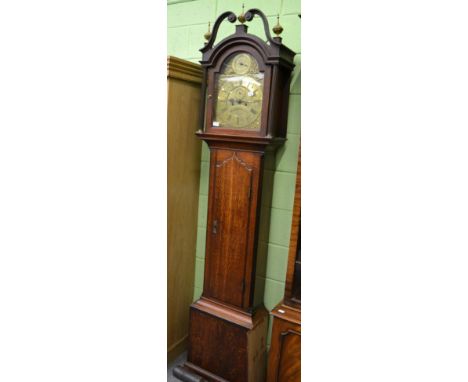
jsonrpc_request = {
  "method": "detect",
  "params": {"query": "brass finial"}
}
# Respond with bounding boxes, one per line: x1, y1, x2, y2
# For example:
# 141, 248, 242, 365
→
238, 4, 246, 24
204, 21, 212, 41
272, 14, 283, 36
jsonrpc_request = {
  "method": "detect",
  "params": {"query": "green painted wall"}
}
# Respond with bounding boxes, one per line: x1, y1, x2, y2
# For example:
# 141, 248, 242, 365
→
168, 0, 301, 345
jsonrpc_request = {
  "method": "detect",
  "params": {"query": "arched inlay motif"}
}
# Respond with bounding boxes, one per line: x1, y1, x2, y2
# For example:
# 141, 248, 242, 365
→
215, 152, 253, 171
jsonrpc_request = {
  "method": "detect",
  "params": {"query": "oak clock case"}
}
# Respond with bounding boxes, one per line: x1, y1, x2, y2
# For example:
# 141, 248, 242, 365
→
173, 8, 296, 382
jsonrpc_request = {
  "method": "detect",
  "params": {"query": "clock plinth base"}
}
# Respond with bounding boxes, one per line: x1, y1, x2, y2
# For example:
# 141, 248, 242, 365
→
177, 298, 268, 382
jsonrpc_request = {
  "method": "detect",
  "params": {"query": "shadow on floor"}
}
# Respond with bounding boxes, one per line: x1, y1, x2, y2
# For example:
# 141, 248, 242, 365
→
167, 351, 187, 381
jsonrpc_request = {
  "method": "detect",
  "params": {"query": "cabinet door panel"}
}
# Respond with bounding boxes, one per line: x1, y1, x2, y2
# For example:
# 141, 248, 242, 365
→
268, 314, 301, 382
205, 149, 257, 307
278, 329, 301, 381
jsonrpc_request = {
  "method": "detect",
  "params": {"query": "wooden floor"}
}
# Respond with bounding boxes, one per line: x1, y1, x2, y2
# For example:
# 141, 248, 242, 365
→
167, 352, 187, 381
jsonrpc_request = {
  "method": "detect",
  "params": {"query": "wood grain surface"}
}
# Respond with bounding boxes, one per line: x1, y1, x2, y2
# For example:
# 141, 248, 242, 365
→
284, 146, 301, 308
267, 304, 301, 382
167, 56, 203, 363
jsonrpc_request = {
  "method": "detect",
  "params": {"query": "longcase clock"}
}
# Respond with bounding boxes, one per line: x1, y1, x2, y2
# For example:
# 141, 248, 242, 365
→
174, 8, 296, 382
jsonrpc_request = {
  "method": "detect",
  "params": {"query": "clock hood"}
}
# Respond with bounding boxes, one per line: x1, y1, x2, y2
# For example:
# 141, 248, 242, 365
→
199, 9, 295, 71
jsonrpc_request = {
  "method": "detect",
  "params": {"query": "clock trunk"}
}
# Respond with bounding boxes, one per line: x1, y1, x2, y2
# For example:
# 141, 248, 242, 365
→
203, 148, 263, 309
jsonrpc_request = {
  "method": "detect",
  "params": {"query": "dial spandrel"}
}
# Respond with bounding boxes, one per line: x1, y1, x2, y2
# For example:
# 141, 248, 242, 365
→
213, 53, 264, 131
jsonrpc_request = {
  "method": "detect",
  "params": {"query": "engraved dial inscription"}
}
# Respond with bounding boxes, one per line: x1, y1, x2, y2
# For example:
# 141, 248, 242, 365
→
213, 53, 264, 130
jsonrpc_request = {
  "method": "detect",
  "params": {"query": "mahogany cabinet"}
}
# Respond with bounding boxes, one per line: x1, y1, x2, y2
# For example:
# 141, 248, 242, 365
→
267, 149, 301, 382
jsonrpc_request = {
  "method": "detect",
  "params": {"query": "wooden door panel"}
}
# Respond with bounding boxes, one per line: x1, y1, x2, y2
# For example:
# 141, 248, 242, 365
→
205, 149, 258, 308
267, 311, 301, 382
277, 329, 301, 381
188, 308, 248, 382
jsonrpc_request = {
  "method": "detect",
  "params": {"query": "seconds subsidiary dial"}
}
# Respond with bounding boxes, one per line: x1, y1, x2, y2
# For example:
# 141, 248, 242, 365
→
232, 53, 252, 75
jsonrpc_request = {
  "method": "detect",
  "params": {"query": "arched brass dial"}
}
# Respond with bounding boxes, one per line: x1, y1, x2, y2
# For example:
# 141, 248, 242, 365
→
213, 52, 264, 130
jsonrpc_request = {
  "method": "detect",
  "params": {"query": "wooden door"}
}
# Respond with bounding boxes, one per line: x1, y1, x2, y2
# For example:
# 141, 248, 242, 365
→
267, 314, 301, 382
277, 329, 301, 381
204, 148, 261, 308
